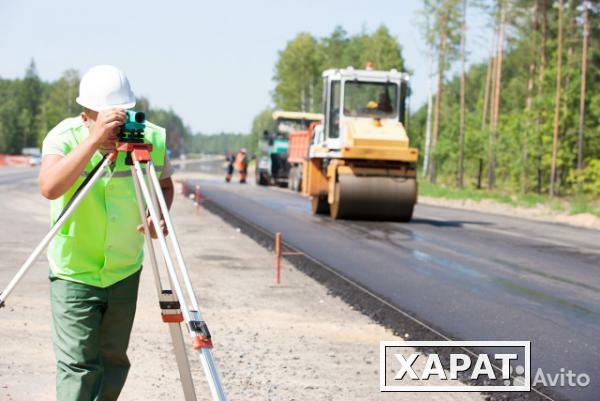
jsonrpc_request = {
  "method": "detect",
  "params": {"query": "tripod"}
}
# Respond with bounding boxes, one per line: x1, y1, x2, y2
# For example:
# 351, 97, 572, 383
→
0, 141, 227, 401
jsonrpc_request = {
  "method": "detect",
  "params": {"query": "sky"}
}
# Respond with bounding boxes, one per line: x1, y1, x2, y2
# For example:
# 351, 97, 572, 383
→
0, 0, 492, 134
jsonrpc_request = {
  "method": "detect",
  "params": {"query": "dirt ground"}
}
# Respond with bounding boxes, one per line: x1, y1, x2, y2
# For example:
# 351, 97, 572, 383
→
0, 173, 485, 401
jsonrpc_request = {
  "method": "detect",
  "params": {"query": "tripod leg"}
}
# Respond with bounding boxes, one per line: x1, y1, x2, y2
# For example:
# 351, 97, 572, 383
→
169, 322, 198, 401
131, 167, 198, 401
131, 166, 163, 296
0, 155, 114, 307
146, 161, 203, 312
133, 161, 227, 401
145, 161, 228, 401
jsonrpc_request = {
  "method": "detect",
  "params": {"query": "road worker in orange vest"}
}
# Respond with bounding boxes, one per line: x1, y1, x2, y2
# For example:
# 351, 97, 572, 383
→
234, 148, 248, 184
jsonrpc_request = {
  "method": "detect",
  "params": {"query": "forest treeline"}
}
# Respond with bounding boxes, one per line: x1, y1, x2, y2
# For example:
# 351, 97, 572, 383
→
186, 132, 251, 155
259, 2, 598, 197
412, 0, 599, 197
0, 62, 251, 157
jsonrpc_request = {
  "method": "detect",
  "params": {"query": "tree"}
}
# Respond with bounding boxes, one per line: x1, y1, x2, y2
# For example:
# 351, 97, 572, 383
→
39, 69, 79, 144
249, 108, 273, 154
577, 1, 591, 175
549, 0, 565, 196
362, 26, 405, 71
421, 0, 462, 183
18, 59, 43, 149
457, 0, 468, 188
0, 80, 21, 153
150, 108, 190, 157
488, 0, 508, 190
319, 26, 350, 69
410, 0, 599, 197
273, 26, 407, 115
273, 33, 322, 112
521, 0, 540, 193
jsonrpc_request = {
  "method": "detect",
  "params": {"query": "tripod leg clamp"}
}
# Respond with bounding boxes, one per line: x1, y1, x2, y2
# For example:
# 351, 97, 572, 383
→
189, 310, 213, 349
159, 290, 184, 323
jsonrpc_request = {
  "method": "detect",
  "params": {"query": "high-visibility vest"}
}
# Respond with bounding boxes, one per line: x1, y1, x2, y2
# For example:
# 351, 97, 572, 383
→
234, 153, 247, 171
46, 118, 166, 288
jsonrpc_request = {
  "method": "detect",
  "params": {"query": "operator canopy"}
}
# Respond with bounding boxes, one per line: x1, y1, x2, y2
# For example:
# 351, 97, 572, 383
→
76, 65, 136, 111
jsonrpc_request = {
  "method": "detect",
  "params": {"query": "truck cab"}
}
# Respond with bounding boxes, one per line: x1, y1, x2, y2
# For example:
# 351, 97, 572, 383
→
255, 111, 322, 186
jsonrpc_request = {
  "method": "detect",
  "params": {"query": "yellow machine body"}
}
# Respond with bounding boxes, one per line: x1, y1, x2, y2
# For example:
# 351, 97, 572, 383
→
302, 67, 418, 221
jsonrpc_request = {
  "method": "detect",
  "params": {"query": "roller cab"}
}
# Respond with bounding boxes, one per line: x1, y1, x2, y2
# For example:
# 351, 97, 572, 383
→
302, 67, 418, 222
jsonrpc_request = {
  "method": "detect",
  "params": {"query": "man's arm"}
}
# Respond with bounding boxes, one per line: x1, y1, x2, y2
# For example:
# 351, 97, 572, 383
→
160, 177, 174, 209
39, 138, 101, 199
39, 109, 126, 200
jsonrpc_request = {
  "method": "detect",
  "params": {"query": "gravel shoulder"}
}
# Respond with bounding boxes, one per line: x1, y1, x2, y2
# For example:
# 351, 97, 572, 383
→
0, 175, 485, 401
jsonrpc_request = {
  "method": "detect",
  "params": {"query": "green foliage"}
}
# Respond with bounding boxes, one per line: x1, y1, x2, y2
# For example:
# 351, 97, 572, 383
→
412, 0, 600, 197
185, 133, 253, 156
272, 25, 406, 114
249, 108, 273, 151
570, 159, 600, 196
145, 107, 190, 157
38, 69, 79, 144
273, 33, 322, 113
0, 83, 20, 153
0, 64, 192, 157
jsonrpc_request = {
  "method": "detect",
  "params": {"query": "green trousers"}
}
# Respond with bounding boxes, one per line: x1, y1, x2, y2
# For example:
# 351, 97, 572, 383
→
50, 270, 141, 401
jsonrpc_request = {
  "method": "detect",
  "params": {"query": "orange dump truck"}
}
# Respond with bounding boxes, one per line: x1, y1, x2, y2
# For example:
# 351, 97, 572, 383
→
287, 122, 319, 192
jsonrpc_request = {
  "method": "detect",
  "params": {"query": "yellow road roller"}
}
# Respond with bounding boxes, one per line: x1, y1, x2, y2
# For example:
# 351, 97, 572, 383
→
301, 67, 418, 221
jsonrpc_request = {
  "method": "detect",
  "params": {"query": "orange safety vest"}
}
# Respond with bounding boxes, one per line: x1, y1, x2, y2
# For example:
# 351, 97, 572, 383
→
234, 153, 247, 171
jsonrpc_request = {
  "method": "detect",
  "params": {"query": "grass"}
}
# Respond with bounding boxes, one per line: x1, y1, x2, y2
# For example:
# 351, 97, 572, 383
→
418, 181, 600, 218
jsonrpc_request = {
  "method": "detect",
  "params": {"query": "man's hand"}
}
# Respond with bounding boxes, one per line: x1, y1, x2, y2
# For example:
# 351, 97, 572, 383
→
89, 108, 126, 153
137, 216, 168, 239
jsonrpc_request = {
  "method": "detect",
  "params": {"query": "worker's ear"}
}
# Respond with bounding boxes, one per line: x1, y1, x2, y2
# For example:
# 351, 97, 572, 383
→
80, 110, 91, 128
80, 108, 97, 127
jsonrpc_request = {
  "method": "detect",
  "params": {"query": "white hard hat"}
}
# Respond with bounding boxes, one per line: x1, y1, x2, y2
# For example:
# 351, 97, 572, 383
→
76, 65, 136, 111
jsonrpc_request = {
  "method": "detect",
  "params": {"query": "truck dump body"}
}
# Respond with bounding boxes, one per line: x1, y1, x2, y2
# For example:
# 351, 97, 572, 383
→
287, 129, 311, 165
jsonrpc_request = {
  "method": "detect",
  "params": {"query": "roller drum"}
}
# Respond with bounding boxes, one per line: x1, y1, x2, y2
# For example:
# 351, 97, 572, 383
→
330, 175, 416, 222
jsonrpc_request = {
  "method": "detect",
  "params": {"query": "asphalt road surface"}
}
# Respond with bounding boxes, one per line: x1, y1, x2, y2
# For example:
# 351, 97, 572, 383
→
190, 175, 599, 401
0, 166, 38, 186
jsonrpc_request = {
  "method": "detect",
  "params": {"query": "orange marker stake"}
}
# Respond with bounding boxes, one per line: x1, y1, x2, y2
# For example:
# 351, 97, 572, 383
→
195, 185, 200, 213
275, 232, 281, 285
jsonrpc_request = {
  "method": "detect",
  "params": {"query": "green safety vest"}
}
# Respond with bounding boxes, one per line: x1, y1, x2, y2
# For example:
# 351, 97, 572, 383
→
47, 119, 166, 288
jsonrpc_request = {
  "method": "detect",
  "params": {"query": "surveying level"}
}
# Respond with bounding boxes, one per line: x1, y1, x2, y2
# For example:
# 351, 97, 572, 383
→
0, 134, 227, 401
119, 110, 147, 143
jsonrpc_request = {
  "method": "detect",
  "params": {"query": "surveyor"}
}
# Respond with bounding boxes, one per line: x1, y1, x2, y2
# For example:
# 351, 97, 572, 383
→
225, 151, 235, 182
234, 148, 248, 183
38, 64, 175, 401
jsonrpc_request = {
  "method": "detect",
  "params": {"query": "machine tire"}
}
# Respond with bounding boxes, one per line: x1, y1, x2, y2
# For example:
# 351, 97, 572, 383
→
256, 172, 269, 186
311, 194, 329, 215
288, 166, 298, 191
288, 166, 302, 192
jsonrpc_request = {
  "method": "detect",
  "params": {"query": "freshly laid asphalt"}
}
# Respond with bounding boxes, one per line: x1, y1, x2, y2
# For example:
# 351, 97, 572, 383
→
188, 175, 599, 401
